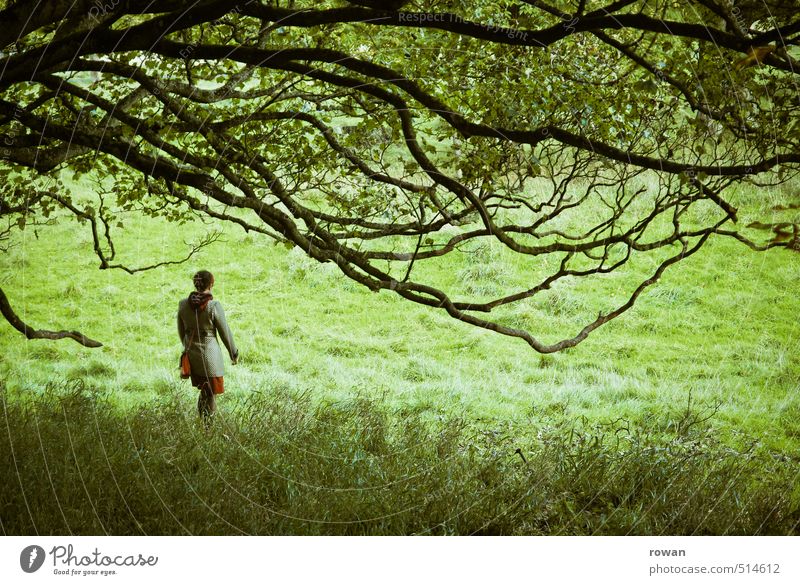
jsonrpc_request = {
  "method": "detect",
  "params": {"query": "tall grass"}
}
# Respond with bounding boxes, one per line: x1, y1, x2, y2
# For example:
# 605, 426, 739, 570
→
2, 379, 797, 535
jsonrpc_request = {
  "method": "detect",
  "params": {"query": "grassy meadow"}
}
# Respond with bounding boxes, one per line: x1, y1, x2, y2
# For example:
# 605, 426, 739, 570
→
1, 174, 799, 535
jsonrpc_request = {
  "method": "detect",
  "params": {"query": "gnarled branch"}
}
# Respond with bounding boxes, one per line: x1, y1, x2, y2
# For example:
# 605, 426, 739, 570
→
0, 286, 102, 348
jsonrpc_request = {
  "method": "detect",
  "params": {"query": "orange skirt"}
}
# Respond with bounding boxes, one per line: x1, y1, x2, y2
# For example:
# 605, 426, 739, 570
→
190, 373, 224, 395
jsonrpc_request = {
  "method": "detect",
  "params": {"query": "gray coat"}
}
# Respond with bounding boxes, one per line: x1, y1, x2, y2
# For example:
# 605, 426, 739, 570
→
177, 298, 238, 378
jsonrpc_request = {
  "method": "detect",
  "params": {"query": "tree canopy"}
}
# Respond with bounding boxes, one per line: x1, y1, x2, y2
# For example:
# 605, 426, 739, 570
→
1, 0, 798, 351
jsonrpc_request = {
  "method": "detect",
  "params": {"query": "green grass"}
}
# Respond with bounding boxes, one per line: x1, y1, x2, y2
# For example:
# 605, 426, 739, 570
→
2, 201, 799, 445
1, 379, 797, 535
1, 176, 799, 534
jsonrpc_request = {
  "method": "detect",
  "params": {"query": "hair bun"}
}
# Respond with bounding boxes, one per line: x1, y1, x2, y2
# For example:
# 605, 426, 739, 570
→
192, 270, 214, 291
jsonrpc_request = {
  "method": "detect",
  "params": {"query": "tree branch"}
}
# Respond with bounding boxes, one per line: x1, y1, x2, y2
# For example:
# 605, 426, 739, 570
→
0, 286, 103, 347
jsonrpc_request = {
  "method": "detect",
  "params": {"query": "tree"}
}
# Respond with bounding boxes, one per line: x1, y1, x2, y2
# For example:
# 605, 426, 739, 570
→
1, 0, 798, 351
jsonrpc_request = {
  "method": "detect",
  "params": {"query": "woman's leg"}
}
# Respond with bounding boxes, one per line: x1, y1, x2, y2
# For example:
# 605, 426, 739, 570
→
197, 380, 217, 421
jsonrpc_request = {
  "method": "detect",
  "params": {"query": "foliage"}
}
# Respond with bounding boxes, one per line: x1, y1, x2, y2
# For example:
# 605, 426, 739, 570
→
0, 0, 798, 350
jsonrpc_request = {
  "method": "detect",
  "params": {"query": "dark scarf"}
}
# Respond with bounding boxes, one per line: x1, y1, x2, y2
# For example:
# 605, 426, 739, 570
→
189, 291, 213, 311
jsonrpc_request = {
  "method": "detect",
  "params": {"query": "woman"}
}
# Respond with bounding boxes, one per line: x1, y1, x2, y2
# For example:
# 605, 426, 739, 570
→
177, 270, 239, 422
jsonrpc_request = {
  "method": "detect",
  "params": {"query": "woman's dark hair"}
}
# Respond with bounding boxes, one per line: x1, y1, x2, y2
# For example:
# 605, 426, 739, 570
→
193, 270, 215, 291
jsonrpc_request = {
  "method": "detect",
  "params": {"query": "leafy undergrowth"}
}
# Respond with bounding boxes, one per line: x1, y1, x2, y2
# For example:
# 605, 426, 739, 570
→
2, 379, 797, 536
